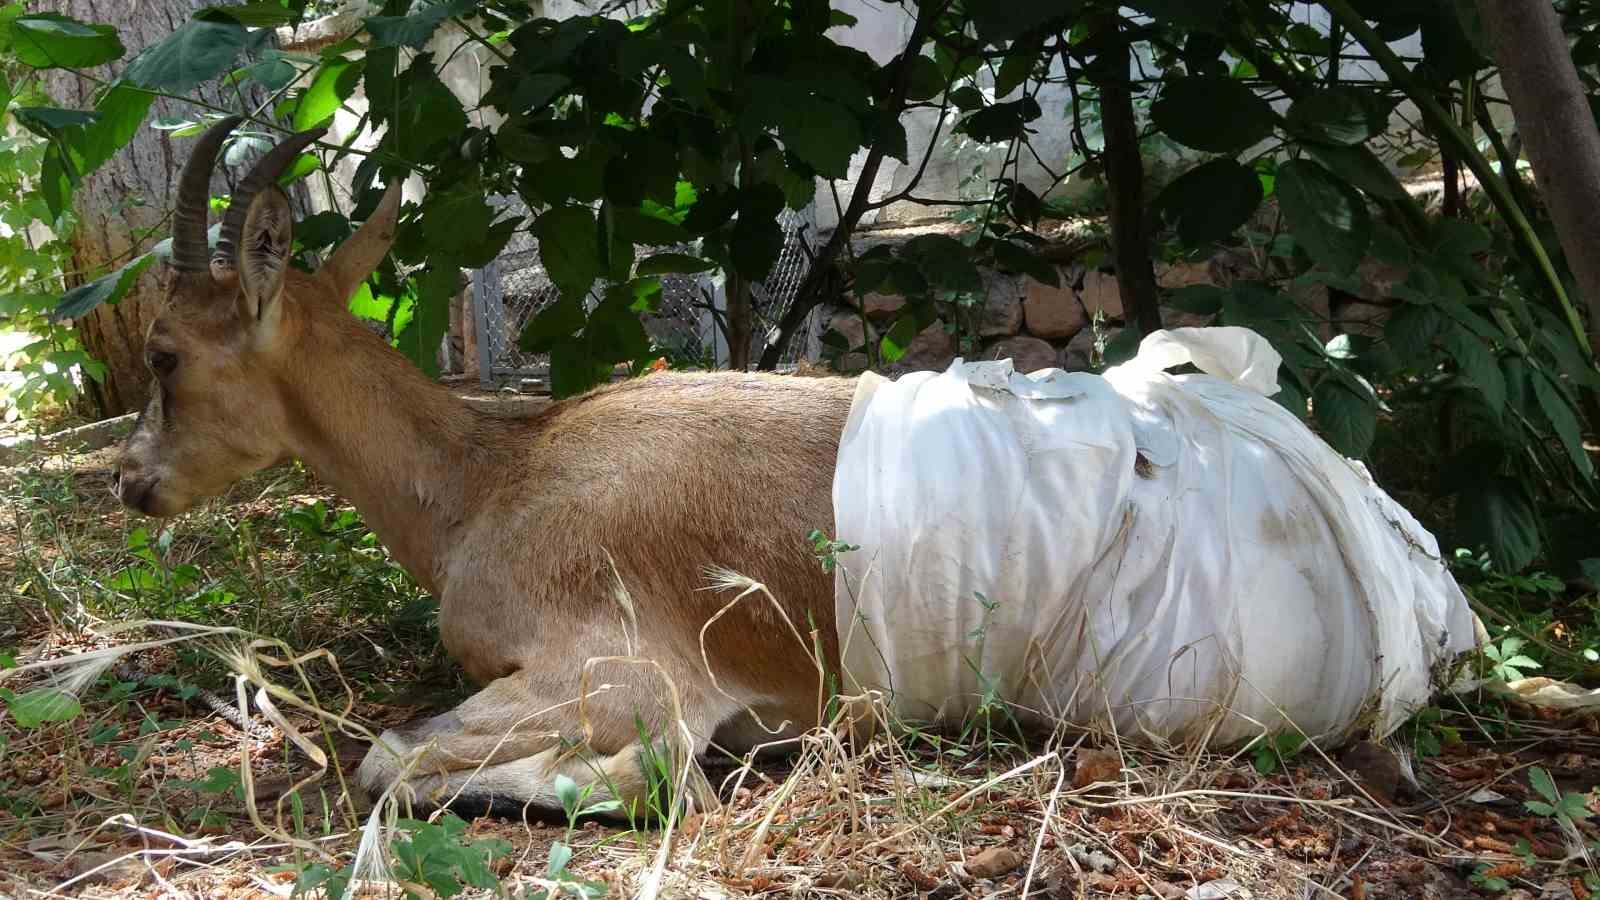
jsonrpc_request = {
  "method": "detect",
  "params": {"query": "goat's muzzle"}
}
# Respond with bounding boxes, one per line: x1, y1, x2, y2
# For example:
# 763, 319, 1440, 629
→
111, 464, 161, 516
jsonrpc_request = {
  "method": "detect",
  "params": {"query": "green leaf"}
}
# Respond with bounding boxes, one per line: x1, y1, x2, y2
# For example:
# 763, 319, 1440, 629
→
5, 687, 82, 728
10, 13, 124, 69
229, 53, 298, 91
1304, 143, 1407, 200
612, 207, 690, 246
11, 106, 98, 137
901, 233, 981, 294
493, 72, 571, 115
367, 0, 474, 48
1313, 377, 1377, 457
1385, 303, 1444, 358
872, 112, 910, 165
276, 152, 319, 186
586, 285, 651, 363
367, 54, 465, 162
1274, 370, 1309, 419
992, 241, 1058, 286
1531, 766, 1561, 804
518, 296, 586, 353
79, 83, 155, 175
199, 1, 308, 26
742, 75, 863, 179
397, 264, 458, 377
1285, 86, 1392, 146
904, 54, 944, 102
54, 254, 155, 321
1430, 218, 1491, 276
1421, 3, 1490, 80
1531, 367, 1594, 478
1124, 0, 1224, 31
1454, 476, 1539, 572
533, 206, 603, 299
1442, 324, 1505, 416
636, 253, 716, 276
420, 190, 515, 269
969, 0, 1071, 42
654, 44, 708, 106
947, 86, 984, 111
729, 183, 786, 282
519, 142, 610, 205
617, 277, 662, 313
548, 840, 575, 876
293, 58, 362, 130
1103, 326, 1141, 366
994, 49, 1035, 98
38, 146, 74, 221
124, 19, 249, 93
604, 132, 680, 207
1169, 284, 1225, 315
955, 97, 1043, 143
1152, 77, 1277, 154
880, 316, 917, 363
750, 145, 816, 210
1276, 159, 1370, 275
1154, 159, 1263, 247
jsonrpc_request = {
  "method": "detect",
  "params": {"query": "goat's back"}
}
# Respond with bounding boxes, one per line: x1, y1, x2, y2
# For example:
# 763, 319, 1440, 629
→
450, 370, 858, 686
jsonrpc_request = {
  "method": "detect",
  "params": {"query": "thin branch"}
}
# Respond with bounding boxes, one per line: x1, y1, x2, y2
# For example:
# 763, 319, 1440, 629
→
756, 0, 950, 369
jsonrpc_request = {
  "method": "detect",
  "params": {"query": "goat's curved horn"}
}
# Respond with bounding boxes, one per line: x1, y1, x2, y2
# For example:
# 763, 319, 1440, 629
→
171, 115, 243, 274
214, 126, 327, 267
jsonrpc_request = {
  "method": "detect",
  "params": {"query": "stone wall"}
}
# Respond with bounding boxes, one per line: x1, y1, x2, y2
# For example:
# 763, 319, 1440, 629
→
818, 258, 1220, 377
816, 246, 1407, 378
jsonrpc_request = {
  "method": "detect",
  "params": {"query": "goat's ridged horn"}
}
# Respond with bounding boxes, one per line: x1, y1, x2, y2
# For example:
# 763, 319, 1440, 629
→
171, 115, 243, 274
214, 126, 326, 266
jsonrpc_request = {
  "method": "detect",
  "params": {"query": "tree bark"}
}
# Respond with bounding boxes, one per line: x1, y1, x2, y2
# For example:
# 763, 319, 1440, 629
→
1477, 0, 1600, 359
1090, 14, 1162, 338
40, 0, 269, 416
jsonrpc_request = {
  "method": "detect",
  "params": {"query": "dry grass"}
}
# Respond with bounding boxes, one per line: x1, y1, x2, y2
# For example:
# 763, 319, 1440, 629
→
1, 441, 1598, 900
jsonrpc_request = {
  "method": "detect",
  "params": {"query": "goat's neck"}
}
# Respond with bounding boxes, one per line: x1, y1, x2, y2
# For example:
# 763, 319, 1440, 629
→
280, 313, 495, 593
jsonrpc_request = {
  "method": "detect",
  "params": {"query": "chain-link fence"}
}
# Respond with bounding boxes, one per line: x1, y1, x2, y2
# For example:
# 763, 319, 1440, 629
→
469, 197, 822, 387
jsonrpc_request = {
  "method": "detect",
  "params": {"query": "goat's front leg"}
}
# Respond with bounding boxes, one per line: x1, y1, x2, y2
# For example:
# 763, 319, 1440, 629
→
356, 663, 723, 822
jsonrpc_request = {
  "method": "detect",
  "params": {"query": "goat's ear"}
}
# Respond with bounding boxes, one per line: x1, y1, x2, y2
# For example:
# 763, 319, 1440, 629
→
236, 185, 294, 324
320, 178, 403, 304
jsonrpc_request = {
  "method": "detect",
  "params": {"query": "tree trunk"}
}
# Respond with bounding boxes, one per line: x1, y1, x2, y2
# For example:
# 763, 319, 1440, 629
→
40, 0, 268, 416
1090, 14, 1163, 338
1477, 0, 1600, 360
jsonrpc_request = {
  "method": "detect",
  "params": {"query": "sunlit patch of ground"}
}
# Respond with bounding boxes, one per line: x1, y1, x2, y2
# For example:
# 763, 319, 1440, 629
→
0, 441, 1596, 899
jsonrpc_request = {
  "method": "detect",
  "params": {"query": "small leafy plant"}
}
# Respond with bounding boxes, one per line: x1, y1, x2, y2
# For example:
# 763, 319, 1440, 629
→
291, 814, 511, 900
390, 815, 512, 899
1399, 705, 1460, 759
1525, 766, 1594, 825
1521, 766, 1600, 893
525, 773, 616, 900
807, 529, 858, 574
1480, 635, 1542, 683
1250, 731, 1308, 776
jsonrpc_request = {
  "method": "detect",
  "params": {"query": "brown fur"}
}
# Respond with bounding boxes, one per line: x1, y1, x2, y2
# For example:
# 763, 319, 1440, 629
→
116, 177, 858, 819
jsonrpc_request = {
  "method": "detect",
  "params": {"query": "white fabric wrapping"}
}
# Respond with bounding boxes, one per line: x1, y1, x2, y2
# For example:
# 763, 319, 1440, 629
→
831, 326, 1477, 745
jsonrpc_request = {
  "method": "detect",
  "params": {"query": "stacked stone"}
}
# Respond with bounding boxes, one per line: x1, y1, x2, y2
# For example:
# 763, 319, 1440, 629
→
820, 252, 1407, 377
822, 260, 1217, 376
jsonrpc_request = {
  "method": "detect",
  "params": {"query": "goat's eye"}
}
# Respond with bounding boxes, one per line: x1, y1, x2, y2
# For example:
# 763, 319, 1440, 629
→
147, 350, 178, 377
